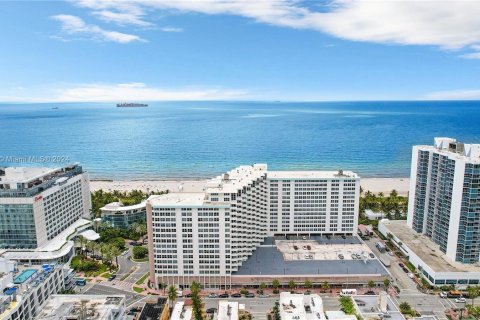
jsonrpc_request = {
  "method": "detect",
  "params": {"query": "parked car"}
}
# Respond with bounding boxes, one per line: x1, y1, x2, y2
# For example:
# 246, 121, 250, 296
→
341, 235, 346, 239
206, 308, 217, 314
184, 293, 192, 298
455, 297, 467, 303
365, 291, 375, 295
302, 246, 307, 250
108, 274, 116, 281
245, 293, 255, 298
402, 267, 409, 273
306, 245, 311, 250
293, 245, 298, 250
439, 292, 448, 298
302, 236, 307, 240
369, 253, 375, 258
208, 293, 218, 298
231, 293, 242, 298
129, 241, 136, 245
259, 294, 270, 298
407, 273, 415, 279
338, 254, 344, 260
218, 293, 229, 298
398, 263, 404, 268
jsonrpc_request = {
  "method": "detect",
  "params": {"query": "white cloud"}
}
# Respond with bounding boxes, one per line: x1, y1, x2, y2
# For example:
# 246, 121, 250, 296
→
93, 10, 153, 27
51, 14, 144, 43
71, 0, 480, 56
0, 82, 246, 102
426, 89, 480, 100
161, 26, 183, 32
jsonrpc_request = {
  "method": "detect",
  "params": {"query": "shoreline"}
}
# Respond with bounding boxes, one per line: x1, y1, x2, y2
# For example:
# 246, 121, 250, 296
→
90, 177, 410, 196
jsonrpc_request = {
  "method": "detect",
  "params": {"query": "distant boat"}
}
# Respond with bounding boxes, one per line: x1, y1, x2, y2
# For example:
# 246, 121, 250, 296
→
116, 103, 148, 108
52, 107, 59, 109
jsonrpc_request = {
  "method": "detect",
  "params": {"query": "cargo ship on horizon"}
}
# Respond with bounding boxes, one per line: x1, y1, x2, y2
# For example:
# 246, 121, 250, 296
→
116, 102, 148, 107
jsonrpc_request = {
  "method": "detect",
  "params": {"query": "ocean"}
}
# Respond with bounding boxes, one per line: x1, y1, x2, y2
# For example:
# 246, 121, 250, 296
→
1, 100, 480, 179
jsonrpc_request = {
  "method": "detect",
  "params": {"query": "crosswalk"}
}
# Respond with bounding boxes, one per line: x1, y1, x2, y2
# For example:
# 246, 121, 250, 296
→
102, 279, 135, 291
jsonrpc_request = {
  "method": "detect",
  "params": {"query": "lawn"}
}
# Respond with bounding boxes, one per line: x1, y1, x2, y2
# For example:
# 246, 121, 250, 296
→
133, 286, 144, 293
135, 273, 149, 285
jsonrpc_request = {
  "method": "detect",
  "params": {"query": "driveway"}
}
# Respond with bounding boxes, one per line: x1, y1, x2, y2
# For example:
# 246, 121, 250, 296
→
116, 244, 150, 284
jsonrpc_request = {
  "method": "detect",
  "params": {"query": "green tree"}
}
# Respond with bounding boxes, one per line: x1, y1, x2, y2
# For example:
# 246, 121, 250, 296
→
272, 279, 280, 289
288, 280, 296, 292
191, 281, 203, 320
399, 302, 412, 314
85, 240, 95, 257
110, 246, 121, 267
304, 280, 312, 289
468, 286, 480, 306
168, 285, 178, 308
133, 246, 148, 259
383, 279, 391, 290
74, 235, 87, 257
368, 280, 375, 288
321, 281, 329, 292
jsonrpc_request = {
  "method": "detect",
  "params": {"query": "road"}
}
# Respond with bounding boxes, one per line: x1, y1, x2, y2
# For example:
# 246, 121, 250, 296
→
116, 244, 150, 284
82, 283, 143, 306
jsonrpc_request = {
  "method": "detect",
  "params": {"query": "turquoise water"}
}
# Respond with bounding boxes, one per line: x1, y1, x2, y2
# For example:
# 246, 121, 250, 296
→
13, 269, 37, 284
1, 100, 480, 179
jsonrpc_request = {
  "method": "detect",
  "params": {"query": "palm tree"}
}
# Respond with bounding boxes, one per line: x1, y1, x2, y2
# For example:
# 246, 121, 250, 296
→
272, 279, 280, 289
168, 285, 178, 308
100, 243, 110, 263
321, 281, 329, 292
383, 279, 391, 290
368, 280, 375, 288
110, 246, 121, 268
259, 282, 267, 294
190, 281, 203, 320
74, 235, 87, 257
85, 240, 96, 257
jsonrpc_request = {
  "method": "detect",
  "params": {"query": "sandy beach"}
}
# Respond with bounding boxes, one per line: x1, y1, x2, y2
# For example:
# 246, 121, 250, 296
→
90, 177, 410, 196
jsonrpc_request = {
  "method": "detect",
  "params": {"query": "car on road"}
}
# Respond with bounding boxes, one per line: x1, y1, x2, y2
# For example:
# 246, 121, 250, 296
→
122, 250, 129, 255
399, 263, 404, 268
439, 292, 448, 298
302, 246, 307, 250
206, 308, 217, 314
218, 293, 229, 298
129, 241, 136, 245
258, 294, 270, 298
245, 293, 255, 298
388, 251, 394, 256
369, 253, 375, 258
208, 293, 218, 298
402, 267, 409, 273
365, 291, 375, 295
455, 298, 467, 303
108, 274, 116, 281
407, 273, 415, 279
231, 293, 242, 298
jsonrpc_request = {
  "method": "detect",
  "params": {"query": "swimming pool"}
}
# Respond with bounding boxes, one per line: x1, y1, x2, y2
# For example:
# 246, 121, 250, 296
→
13, 269, 37, 284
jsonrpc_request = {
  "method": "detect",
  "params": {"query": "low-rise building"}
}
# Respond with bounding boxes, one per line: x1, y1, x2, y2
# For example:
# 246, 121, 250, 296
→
36, 295, 126, 320
278, 292, 326, 320
352, 292, 405, 320
379, 219, 480, 288
101, 201, 147, 229
217, 300, 245, 320
171, 300, 193, 320
0, 259, 65, 320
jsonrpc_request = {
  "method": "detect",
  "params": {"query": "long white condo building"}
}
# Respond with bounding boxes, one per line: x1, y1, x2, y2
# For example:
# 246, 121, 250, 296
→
147, 164, 359, 288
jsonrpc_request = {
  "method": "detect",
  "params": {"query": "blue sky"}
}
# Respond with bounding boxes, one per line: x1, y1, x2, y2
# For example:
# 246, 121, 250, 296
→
2, 0, 480, 102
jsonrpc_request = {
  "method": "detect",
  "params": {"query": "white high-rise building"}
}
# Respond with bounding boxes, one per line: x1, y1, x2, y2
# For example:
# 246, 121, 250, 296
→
0, 164, 91, 249
147, 164, 359, 288
407, 137, 480, 263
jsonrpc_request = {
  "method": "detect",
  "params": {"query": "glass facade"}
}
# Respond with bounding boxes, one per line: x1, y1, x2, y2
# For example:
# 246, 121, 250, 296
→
412, 150, 430, 233
103, 209, 146, 229
0, 204, 37, 249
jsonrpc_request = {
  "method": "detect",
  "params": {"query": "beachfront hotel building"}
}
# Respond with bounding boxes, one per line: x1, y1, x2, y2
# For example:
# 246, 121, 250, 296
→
407, 137, 480, 263
147, 164, 361, 288
0, 164, 91, 249
100, 201, 147, 229
377, 137, 480, 288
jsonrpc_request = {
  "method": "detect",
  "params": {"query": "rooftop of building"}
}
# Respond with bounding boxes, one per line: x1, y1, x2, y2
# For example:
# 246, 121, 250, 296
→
352, 294, 404, 320
148, 193, 208, 207
279, 292, 325, 320
171, 301, 193, 320
139, 297, 166, 320
233, 237, 388, 277
380, 220, 480, 273
100, 201, 147, 212
0, 164, 84, 198
217, 300, 241, 320
205, 164, 267, 193
416, 137, 480, 163
268, 170, 359, 180
36, 295, 125, 320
